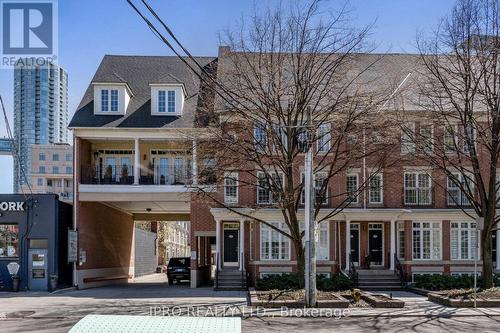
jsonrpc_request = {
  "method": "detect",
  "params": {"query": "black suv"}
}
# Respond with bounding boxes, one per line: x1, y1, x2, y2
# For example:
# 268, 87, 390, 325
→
166, 257, 190, 284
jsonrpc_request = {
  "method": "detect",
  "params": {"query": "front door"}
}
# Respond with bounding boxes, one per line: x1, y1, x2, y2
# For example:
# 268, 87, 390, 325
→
350, 224, 360, 266
28, 249, 48, 291
223, 224, 239, 267
368, 223, 383, 266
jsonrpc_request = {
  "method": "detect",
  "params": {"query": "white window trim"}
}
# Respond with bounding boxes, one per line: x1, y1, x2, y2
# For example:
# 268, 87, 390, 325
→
300, 172, 329, 205
254, 125, 267, 152
412, 222, 442, 260
317, 221, 330, 260
260, 222, 291, 261
397, 221, 405, 259
346, 173, 359, 204
447, 172, 474, 206
368, 172, 383, 204
150, 84, 185, 116
256, 171, 284, 205
404, 172, 432, 205
224, 172, 239, 204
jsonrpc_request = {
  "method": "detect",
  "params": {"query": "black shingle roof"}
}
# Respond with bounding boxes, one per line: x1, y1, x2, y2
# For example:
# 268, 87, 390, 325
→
69, 55, 217, 128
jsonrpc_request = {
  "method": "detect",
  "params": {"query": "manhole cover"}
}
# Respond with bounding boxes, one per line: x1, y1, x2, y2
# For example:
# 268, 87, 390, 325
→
5, 311, 36, 318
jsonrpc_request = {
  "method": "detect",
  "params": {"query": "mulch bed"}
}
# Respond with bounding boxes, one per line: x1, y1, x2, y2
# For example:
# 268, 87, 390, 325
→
255, 289, 371, 308
428, 287, 500, 307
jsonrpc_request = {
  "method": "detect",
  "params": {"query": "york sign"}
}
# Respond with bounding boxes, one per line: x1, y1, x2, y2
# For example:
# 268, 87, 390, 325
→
0, 202, 25, 211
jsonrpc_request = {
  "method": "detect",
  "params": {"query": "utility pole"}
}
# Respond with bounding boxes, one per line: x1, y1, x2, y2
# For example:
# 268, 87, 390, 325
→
304, 107, 316, 307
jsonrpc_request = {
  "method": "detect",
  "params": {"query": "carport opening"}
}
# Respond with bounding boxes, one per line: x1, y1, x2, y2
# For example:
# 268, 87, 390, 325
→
132, 220, 191, 286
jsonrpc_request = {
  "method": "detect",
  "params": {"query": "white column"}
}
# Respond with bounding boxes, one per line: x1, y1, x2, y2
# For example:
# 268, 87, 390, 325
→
134, 138, 140, 185
496, 228, 500, 271
239, 219, 245, 271
216, 219, 221, 270
345, 220, 351, 270
192, 139, 198, 185
390, 220, 396, 271
61, 178, 65, 195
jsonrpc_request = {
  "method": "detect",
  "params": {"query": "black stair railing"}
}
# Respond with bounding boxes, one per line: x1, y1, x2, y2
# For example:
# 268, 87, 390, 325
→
394, 253, 406, 286
349, 254, 358, 287
215, 253, 220, 289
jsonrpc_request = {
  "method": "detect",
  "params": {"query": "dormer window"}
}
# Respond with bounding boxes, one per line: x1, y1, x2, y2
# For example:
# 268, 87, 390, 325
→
158, 90, 176, 113
100, 89, 119, 112
151, 84, 184, 115
93, 83, 132, 115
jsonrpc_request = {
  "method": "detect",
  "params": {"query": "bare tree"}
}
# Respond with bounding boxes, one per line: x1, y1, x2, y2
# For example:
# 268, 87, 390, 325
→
195, 0, 399, 286
398, 0, 499, 288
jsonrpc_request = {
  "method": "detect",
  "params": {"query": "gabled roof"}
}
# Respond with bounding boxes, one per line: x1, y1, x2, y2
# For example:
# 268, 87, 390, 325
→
69, 55, 217, 129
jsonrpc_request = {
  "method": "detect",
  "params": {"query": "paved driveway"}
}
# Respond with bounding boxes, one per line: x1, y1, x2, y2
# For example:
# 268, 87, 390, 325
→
0, 274, 246, 332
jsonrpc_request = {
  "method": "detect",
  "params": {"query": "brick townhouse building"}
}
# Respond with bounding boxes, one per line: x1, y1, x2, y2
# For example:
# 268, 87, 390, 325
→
69, 48, 500, 290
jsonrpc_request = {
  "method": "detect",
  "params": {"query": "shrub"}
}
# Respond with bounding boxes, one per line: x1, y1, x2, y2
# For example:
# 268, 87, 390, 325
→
255, 273, 301, 291
414, 274, 500, 291
317, 273, 353, 291
255, 273, 352, 291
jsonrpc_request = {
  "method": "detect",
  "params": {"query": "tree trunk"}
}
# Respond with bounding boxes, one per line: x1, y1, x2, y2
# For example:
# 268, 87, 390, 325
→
481, 227, 493, 289
294, 239, 305, 288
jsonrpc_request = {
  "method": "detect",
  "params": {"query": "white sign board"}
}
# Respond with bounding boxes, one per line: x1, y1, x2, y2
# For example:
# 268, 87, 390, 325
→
68, 230, 78, 263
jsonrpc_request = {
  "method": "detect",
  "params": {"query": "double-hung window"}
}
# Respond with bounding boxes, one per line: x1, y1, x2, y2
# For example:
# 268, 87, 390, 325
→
254, 125, 267, 152
158, 91, 166, 112
167, 91, 176, 113
369, 173, 383, 204
404, 172, 431, 205
419, 124, 433, 154
260, 222, 290, 260
346, 173, 359, 203
301, 172, 328, 205
101, 90, 109, 111
463, 126, 476, 153
444, 125, 458, 153
451, 222, 477, 260
401, 122, 416, 154
447, 173, 473, 206
257, 171, 283, 204
316, 124, 331, 153
110, 90, 119, 111
224, 172, 238, 204
412, 222, 441, 260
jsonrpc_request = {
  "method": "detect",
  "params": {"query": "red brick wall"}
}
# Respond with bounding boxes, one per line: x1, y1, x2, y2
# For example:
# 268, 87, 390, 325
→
77, 201, 134, 270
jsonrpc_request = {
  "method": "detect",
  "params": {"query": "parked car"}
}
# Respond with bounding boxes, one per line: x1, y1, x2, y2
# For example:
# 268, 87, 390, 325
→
166, 257, 190, 284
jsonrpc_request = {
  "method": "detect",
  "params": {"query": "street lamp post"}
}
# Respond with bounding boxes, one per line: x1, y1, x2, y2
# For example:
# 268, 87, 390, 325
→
302, 107, 316, 307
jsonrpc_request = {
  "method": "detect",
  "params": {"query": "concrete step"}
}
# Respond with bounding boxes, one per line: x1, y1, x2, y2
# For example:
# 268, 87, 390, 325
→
358, 274, 399, 280
357, 269, 395, 276
360, 286, 405, 291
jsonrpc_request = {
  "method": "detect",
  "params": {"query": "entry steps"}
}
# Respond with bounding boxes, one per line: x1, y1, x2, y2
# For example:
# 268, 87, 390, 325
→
215, 269, 247, 291
357, 269, 404, 291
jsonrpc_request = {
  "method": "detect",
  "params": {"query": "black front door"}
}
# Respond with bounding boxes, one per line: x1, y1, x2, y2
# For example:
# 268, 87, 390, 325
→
369, 229, 383, 265
350, 228, 359, 264
223, 229, 239, 265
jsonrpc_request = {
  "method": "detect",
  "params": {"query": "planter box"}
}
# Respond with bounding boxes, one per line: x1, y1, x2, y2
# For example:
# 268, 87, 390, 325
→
249, 288, 349, 308
428, 292, 500, 307
361, 293, 405, 308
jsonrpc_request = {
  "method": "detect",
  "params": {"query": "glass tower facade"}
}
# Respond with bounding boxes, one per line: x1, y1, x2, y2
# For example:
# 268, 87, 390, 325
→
13, 59, 68, 193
